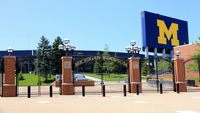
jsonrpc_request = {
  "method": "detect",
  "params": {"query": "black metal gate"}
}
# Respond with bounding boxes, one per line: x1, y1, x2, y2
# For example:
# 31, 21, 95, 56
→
141, 57, 175, 93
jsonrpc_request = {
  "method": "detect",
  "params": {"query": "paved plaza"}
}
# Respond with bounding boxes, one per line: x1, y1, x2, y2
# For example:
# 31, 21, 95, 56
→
0, 91, 200, 113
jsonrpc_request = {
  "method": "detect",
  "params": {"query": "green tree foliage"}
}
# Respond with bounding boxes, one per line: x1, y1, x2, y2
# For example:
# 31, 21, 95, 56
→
187, 37, 200, 72
141, 59, 150, 76
157, 58, 171, 74
102, 44, 118, 73
93, 58, 102, 73
35, 36, 52, 81
102, 44, 110, 73
51, 36, 65, 74
93, 44, 119, 74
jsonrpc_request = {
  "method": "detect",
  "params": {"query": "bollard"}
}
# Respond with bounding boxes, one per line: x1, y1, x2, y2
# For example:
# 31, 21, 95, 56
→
173, 82, 176, 92
28, 86, 31, 98
49, 85, 53, 97
136, 84, 139, 95
82, 85, 85, 97
102, 84, 105, 97
160, 83, 163, 94
177, 83, 180, 94
123, 84, 127, 97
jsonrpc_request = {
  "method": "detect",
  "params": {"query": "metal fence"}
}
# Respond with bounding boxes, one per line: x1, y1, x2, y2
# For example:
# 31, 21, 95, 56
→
75, 81, 127, 96
141, 57, 175, 93
17, 86, 60, 97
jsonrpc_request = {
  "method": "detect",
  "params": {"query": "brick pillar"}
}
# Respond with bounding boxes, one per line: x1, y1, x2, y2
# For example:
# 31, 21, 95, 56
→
61, 56, 74, 95
129, 57, 142, 93
174, 58, 187, 92
3, 56, 16, 97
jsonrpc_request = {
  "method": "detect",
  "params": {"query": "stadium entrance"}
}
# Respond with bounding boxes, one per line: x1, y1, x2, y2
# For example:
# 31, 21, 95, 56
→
73, 54, 129, 96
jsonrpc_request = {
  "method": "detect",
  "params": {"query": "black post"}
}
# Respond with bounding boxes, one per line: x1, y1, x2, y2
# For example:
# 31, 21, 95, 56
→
160, 83, 163, 94
177, 83, 180, 94
102, 84, 105, 97
59, 58, 62, 95
16, 73, 18, 96
82, 85, 85, 97
155, 57, 159, 92
198, 56, 200, 82
72, 52, 75, 95
136, 84, 139, 95
172, 60, 176, 92
1, 69, 3, 97
1, 58, 4, 97
38, 74, 41, 96
123, 84, 127, 96
127, 58, 131, 93
28, 86, 31, 98
49, 85, 53, 97
100, 52, 104, 85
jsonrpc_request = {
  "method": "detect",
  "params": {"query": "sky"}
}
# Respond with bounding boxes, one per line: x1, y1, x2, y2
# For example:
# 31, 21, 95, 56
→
0, 0, 199, 52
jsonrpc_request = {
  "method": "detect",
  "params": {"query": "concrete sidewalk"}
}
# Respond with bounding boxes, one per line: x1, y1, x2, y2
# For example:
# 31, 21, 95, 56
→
85, 75, 101, 82
0, 92, 200, 113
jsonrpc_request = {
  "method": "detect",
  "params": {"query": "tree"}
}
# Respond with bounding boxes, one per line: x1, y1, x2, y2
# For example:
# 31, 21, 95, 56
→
141, 59, 150, 76
35, 36, 52, 82
93, 59, 102, 74
51, 36, 65, 75
102, 44, 110, 73
157, 58, 171, 74
102, 44, 117, 74
187, 37, 200, 72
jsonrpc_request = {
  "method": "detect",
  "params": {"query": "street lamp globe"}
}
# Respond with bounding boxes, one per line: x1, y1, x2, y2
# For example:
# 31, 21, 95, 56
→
125, 46, 131, 53
125, 40, 141, 57
7, 47, 14, 56
63, 38, 70, 45
138, 48, 141, 52
175, 51, 181, 58
130, 40, 136, 46
71, 45, 76, 51
65, 44, 71, 50
58, 44, 64, 50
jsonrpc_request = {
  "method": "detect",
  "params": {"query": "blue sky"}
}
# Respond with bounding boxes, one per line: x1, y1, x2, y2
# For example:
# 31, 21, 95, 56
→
0, 0, 199, 52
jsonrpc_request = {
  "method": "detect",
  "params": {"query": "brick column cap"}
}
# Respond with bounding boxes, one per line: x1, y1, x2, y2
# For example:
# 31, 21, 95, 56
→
131, 82, 141, 84
128, 57, 140, 60
62, 83, 73, 85
4, 56, 16, 59
174, 58, 184, 61
176, 81, 187, 83
61, 56, 72, 60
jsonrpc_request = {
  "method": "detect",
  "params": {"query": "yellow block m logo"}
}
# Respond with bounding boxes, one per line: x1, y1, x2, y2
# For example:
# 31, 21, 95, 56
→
157, 19, 180, 46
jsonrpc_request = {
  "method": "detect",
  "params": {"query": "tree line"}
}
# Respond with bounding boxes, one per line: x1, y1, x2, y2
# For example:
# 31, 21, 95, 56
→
35, 36, 65, 81
35, 37, 127, 81
35, 36, 200, 81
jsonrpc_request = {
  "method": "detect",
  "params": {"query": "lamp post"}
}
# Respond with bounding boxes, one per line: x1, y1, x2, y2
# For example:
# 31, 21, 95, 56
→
100, 51, 104, 85
58, 38, 76, 94
125, 40, 141, 57
58, 38, 76, 56
7, 47, 14, 56
125, 40, 141, 93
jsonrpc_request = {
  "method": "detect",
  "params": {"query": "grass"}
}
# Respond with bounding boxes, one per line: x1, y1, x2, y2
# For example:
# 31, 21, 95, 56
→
18, 73, 56, 86
85, 73, 128, 81
187, 78, 200, 83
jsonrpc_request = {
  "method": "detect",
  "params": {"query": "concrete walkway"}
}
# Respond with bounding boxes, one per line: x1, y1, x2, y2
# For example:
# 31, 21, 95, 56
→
0, 92, 200, 113
85, 75, 101, 82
